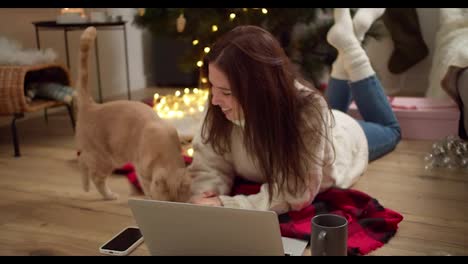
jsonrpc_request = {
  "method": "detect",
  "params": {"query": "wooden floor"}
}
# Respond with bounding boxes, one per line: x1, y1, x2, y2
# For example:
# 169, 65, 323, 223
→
0, 93, 467, 256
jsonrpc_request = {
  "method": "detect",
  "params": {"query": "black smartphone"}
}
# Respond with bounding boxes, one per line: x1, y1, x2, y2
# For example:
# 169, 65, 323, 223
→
99, 226, 144, 256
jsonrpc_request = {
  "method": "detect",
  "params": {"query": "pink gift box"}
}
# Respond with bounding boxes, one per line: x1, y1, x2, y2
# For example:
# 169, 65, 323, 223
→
347, 97, 460, 140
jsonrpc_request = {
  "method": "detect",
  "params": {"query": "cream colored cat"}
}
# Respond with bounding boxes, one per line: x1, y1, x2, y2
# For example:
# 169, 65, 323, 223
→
75, 27, 192, 202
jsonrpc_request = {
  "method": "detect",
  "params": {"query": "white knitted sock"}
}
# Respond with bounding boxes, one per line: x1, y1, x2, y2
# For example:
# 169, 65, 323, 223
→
353, 8, 386, 42
341, 44, 375, 82
327, 8, 355, 81
327, 8, 375, 82
330, 54, 348, 80
326, 8, 357, 51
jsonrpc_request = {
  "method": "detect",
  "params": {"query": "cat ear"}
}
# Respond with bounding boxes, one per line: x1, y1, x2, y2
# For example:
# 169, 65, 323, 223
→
174, 168, 192, 202
172, 167, 191, 180
179, 168, 195, 179
151, 168, 168, 185
186, 169, 194, 179
149, 168, 171, 200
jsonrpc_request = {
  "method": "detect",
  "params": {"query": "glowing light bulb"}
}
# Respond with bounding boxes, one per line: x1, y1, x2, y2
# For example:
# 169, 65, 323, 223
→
229, 13, 236, 20
204, 47, 210, 53
193, 88, 199, 94
175, 90, 181, 97
184, 88, 190, 94
153, 93, 159, 100
212, 25, 218, 32
192, 39, 199, 45
187, 148, 194, 157
201, 77, 208, 83
196, 61, 203, 67
262, 8, 268, 14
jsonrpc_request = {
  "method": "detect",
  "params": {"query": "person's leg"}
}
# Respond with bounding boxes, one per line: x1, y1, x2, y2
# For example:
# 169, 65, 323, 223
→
326, 8, 387, 113
325, 78, 352, 112
327, 8, 400, 161
351, 77, 401, 161
353, 8, 386, 42
325, 55, 352, 112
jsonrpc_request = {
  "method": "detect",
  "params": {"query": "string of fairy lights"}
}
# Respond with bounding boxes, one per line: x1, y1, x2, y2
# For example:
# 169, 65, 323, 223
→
145, 8, 269, 157
152, 88, 209, 120
191, 8, 268, 71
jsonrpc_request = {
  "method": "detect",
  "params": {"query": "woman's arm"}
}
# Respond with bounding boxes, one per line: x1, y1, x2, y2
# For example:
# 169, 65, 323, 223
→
187, 130, 235, 197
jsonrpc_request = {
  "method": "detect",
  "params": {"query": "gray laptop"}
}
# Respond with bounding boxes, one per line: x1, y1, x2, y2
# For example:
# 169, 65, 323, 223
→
128, 198, 308, 256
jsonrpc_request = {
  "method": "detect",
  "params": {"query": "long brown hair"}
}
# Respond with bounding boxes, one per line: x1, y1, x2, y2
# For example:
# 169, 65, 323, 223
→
201, 25, 332, 202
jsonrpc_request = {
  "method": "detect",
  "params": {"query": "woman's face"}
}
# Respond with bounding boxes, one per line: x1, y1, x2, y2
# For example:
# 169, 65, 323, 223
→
208, 63, 243, 121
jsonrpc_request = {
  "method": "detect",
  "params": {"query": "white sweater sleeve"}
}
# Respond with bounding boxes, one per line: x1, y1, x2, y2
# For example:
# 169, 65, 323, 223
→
219, 98, 333, 215
218, 142, 328, 215
218, 176, 321, 215
187, 130, 235, 196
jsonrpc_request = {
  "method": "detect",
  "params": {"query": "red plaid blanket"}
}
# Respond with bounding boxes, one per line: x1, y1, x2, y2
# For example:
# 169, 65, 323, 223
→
116, 158, 403, 256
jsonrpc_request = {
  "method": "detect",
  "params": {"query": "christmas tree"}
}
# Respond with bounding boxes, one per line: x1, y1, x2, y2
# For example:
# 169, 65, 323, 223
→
133, 8, 384, 88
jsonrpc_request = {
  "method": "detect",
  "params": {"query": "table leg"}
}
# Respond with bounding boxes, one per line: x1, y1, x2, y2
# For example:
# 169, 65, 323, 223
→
64, 29, 70, 69
123, 24, 131, 100
35, 26, 40, 49
12, 113, 24, 157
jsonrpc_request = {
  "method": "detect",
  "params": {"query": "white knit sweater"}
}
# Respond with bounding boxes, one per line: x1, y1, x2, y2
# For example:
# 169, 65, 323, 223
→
188, 86, 368, 215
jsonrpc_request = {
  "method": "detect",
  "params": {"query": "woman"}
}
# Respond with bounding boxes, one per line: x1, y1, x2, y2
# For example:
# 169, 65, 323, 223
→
188, 8, 400, 214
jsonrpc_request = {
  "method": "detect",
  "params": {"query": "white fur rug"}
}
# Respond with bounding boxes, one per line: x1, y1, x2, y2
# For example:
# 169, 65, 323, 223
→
0, 36, 57, 66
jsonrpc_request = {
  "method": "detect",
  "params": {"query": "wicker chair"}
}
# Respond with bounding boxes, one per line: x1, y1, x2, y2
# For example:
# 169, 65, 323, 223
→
0, 63, 75, 157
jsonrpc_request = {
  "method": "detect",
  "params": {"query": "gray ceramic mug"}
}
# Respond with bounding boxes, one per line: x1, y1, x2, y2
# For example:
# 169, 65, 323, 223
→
310, 214, 348, 256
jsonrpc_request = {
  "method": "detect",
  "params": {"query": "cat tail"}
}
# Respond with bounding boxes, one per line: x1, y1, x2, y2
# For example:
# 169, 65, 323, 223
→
77, 26, 97, 108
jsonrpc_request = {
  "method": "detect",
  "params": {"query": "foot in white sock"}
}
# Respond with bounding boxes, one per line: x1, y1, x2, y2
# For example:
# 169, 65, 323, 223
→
353, 8, 386, 42
327, 8, 362, 81
326, 8, 360, 51
327, 8, 375, 82
331, 54, 348, 80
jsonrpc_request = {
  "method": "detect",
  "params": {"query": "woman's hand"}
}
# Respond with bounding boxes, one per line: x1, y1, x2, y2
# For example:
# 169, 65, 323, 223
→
189, 191, 223, 207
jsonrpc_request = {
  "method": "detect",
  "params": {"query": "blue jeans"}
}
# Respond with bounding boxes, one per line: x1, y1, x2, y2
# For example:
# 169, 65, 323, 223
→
325, 76, 401, 161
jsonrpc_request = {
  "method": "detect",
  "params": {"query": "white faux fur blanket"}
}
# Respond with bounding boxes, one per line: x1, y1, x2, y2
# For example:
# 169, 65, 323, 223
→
0, 36, 57, 66
426, 8, 468, 99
